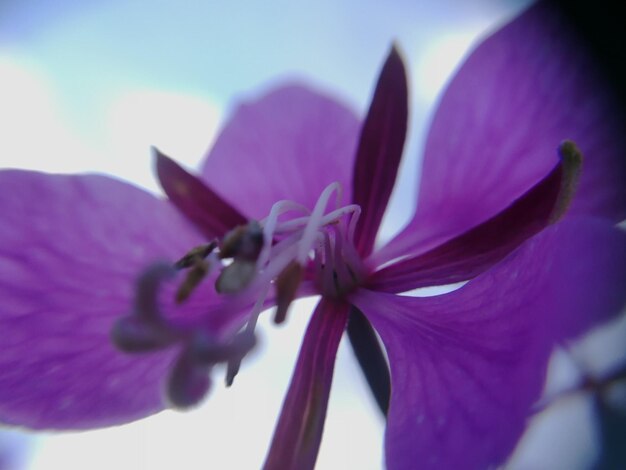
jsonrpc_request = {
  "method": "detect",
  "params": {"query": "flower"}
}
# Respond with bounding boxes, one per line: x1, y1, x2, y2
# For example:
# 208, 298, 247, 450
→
1, 2, 625, 469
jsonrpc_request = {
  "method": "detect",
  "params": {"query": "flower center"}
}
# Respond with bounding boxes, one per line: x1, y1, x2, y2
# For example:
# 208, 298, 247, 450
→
177, 182, 366, 316
112, 182, 366, 407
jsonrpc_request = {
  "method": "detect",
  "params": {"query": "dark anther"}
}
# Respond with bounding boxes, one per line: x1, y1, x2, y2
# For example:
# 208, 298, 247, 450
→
274, 261, 303, 324
215, 260, 256, 294
219, 221, 264, 261
176, 261, 209, 303
174, 241, 217, 269
174, 242, 217, 303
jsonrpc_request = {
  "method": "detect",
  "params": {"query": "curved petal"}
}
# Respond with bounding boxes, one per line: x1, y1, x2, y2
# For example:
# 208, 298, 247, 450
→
263, 298, 349, 470
369, 144, 580, 292
155, 148, 247, 238
352, 45, 408, 256
351, 218, 626, 469
201, 85, 360, 219
381, 1, 626, 262
0, 170, 206, 430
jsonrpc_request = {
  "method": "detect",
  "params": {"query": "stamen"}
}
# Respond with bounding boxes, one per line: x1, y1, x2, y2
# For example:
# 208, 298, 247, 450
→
116, 180, 369, 404
175, 242, 218, 303
225, 285, 269, 386
215, 260, 257, 294
258, 200, 310, 268
215, 221, 265, 294
220, 221, 264, 261
174, 242, 217, 269
273, 204, 360, 234
298, 182, 342, 264
176, 260, 209, 303
274, 261, 303, 324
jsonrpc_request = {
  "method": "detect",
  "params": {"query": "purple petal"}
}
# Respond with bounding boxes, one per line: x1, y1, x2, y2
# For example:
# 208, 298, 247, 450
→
351, 218, 626, 469
263, 298, 349, 470
155, 148, 247, 237
201, 85, 360, 219
379, 2, 626, 264
369, 143, 581, 292
352, 45, 408, 256
0, 170, 206, 429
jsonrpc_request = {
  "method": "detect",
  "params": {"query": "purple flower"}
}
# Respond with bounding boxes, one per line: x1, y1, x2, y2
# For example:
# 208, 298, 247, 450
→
1, 2, 625, 469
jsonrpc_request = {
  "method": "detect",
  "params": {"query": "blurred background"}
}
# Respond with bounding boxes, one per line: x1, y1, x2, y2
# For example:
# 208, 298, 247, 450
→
0, 0, 624, 469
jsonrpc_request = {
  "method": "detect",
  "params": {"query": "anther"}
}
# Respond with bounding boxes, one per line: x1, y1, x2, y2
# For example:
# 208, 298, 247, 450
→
274, 261, 303, 324
176, 260, 209, 303
215, 260, 257, 294
219, 221, 264, 261
174, 242, 218, 303
174, 241, 217, 269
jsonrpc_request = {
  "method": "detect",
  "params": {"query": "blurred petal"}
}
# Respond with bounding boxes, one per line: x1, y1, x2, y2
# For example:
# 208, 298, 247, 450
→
155, 148, 247, 237
380, 2, 626, 263
201, 85, 360, 219
0, 170, 205, 429
352, 218, 626, 469
263, 299, 349, 470
352, 45, 408, 256
370, 145, 580, 292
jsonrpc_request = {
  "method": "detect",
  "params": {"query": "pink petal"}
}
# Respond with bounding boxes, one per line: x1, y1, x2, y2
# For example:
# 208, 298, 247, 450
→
263, 298, 349, 470
351, 218, 626, 469
0, 170, 205, 429
201, 85, 360, 219
379, 2, 626, 264
369, 144, 580, 292
352, 45, 408, 256
155, 148, 247, 237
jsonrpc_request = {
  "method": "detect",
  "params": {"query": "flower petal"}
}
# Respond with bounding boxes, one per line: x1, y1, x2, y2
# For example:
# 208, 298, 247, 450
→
263, 298, 349, 470
155, 148, 247, 237
346, 306, 390, 415
369, 143, 581, 292
0, 170, 205, 429
379, 2, 626, 263
201, 85, 360, 219
352, 45, 408, 256
351, 218, 626, 469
